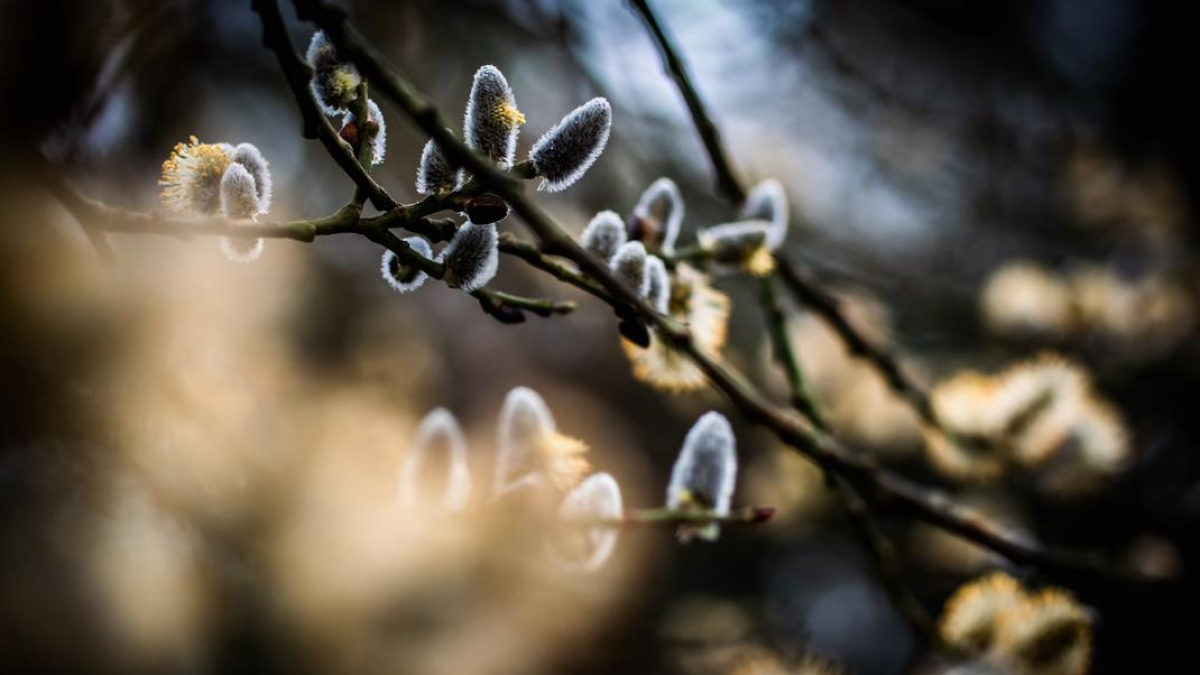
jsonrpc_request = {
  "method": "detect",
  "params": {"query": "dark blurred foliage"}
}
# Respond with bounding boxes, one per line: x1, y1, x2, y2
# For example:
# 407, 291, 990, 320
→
3, 1, 1200, 674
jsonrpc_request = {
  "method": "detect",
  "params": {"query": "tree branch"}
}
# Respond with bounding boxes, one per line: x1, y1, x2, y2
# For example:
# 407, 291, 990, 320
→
250, 0, 396, 211
760, 271, 939, 647
627, 0, 745, 204
612, 505, 776, 528
775, 256, 939, 426
288, 0, 1152, 591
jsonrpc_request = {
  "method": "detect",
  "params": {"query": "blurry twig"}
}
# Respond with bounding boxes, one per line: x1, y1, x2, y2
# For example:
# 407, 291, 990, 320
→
627, 0, 745, 204
498, 233, 614, 302
628, 0, 950, 638
610, 505, 776, 527
40, 170, 587, 323
287, 0, 1153, 591
774, 256, 938, 425
473, 289, 576, 323
761, 273, 940, 649
252, 0, 395, 211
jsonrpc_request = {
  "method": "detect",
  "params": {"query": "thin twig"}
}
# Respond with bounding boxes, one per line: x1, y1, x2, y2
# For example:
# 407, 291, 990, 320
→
612, 505, 776, 527
251, 0, 396, 211
498, 233, 614, 302
760, 274, 829, 428
626, 0, 991, 460
473, 289, 576, 320
761, 271, 939, 646
628, 0, 745, 204
775, 256, 938, 425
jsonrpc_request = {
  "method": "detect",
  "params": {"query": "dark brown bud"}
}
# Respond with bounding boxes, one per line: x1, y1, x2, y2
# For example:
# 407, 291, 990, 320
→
465, 193, 510, 225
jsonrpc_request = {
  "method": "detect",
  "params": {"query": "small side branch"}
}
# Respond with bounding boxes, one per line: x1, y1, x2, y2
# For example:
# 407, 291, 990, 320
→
760, 270, 939, 645
775, 256, 938, 425
473, 289, 576, 323
498, 233, 614, 302
628, 0, 745, 204
250, 0, 396, 211
606, 505, 776, 528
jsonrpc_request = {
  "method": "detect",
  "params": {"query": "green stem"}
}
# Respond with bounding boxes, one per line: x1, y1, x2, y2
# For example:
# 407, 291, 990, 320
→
472, 289, 575, 318
589, 505, 775, 528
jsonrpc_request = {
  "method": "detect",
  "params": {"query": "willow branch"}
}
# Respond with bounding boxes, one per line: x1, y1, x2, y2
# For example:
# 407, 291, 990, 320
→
473, 289, 576, 322
250, 0, 396, 211
289, 0, 1149, 591
626, 0, 990, 458
760, 274, 828, 428
775, 256, 939, 425
609, 505, 776, 528
761, 271, 939, 645
627, 0, 745, 204
497, 233, 614, 302
54, 172, 603, 324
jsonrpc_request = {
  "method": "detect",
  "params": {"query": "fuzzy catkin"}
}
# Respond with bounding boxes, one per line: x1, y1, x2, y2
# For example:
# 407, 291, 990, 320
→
217, 162, 265, 263
306, 31, 362, 114
699, 220, 771, 260
610, 241, 650, 297
220, 164, 260, 220
231, 143, 272, 213
645, 255, 671, 314
667, 411, 738, 542
159, 137, 232, 216
633, 177, 684, 253
557, 472, 624, 572
580, 210, 627, 263
399, 408, 472, 512
440, 220, 499, 292
464, 65, 523, 166
340, 99, 387, 166
381, 236, 434, 293
416, 133, 457, 195
220, 237, 264, 264
495, 386, 557, 494
529, 97, 612, 193
740, 178, 788, 249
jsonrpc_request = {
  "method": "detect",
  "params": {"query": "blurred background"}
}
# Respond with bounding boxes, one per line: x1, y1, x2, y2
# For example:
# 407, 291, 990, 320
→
3, 0, 1199, 673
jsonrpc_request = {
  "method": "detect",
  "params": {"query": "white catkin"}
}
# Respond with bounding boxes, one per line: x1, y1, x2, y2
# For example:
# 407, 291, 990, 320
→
231, 143, 272, 214
416, 133, 457, 195
399, 408, 472, 512
645, 255, 671, 314
305, 30, 362, 114
380, 236, 433, 293
219, 236, 264, 264
580, 210, 627, 263
666, 411, 738, 542
218, 164, 265, 262
557, 472, 624, 572
363, 99, 387, 166
439, 221, 499, 292
633, 177, 684, 253
463, 65, 521, 166
610, 241, 650, 297
529, 97, 612, 193
219, 163, 260, 220
495, 386, 556, 495
698, 220, 772, 263
740, 178, 788, 250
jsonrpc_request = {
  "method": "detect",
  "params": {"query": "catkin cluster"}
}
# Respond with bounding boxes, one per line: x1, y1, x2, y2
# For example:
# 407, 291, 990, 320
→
397, 388, 743, 571
924, 353, 1132, 497
578, 176, 790, 392
938, 572, 1092, 675
159, 136, 273, 262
